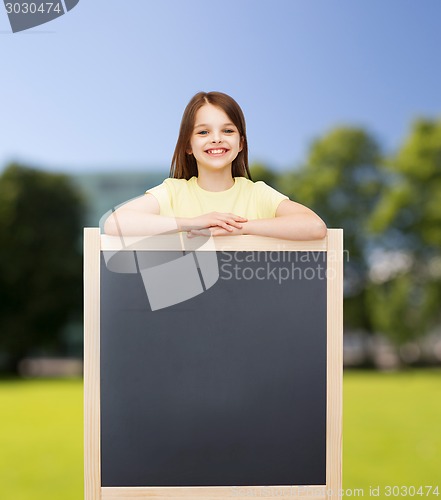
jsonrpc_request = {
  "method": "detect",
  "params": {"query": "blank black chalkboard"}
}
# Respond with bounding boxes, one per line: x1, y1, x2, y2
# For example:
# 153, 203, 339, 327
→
100, 250, 327, 487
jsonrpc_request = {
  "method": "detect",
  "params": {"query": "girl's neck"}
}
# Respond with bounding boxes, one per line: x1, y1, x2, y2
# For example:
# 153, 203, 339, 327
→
196, 169, 235, 192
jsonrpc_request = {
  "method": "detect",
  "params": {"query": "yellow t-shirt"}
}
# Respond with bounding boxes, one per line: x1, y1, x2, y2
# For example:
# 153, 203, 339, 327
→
146, 176, 288, 219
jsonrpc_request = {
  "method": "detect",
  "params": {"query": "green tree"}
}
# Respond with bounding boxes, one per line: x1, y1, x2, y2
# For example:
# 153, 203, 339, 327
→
249, 162, 278, 187
366, 118, 441, 346
279, 127, 384, 335
369, 118, 441, 251
0, 164, 86, 373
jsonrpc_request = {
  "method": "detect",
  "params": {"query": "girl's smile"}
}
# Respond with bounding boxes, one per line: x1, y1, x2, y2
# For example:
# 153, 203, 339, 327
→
205, 148, 230, 156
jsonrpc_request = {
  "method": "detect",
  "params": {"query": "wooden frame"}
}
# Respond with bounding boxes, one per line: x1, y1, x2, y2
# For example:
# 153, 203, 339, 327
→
84, 228, 343, 500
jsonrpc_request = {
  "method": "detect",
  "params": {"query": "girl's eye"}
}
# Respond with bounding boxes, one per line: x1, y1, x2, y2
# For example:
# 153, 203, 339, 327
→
224, 129, 235, 134
197, 130, 208, 135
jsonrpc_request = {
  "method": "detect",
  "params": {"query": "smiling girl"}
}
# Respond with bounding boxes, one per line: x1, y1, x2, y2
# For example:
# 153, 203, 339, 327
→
104, 91, 326, 240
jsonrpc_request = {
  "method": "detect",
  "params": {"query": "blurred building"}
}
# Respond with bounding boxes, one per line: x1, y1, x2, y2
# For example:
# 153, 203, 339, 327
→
72, 170, 167, 227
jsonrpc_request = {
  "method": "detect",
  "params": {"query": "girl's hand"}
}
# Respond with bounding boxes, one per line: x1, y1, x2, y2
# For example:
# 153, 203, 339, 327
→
187, 225, 245, 238
184, 212, 247, 232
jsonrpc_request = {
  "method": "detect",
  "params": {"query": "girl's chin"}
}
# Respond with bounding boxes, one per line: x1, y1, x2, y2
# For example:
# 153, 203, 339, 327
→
197, 163, 233, 172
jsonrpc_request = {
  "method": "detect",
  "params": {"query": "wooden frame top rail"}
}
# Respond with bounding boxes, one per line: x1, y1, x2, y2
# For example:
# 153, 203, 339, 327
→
99, 231, 334, 252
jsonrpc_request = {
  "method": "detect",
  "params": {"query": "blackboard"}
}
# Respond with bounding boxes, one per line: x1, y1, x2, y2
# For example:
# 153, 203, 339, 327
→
84, 230, 343, 499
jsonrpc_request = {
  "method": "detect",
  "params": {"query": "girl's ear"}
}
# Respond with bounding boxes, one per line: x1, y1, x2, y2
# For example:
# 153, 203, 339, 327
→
239, 136, 244, 152
186, 148, 193, 155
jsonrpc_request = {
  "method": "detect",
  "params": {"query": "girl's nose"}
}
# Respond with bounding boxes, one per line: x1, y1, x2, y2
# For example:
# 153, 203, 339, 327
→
211, 132, 222, 143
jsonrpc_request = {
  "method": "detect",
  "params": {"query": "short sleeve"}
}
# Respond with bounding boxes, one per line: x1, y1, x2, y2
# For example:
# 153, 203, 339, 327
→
145, 182, 174, 216
254, 181, 289, 219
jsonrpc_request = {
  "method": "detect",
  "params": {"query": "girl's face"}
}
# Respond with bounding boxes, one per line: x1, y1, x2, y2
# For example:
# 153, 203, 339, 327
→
187, 103, 243, 175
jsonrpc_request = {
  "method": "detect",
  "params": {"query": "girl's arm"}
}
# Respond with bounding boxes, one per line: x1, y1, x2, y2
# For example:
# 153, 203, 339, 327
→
103, 194, 247, 236
187, 199, 327, 241
104, 194, 178, 236
242, 199, 327, 240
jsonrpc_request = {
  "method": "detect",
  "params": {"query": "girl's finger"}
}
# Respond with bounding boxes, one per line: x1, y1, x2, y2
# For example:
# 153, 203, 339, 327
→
227, 213, 247, 221
217, 217, 242, 230
227, 220, 243, 229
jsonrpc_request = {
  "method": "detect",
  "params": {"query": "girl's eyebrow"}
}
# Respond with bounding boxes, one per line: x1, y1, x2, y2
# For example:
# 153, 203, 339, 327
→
194, 122, 236, 128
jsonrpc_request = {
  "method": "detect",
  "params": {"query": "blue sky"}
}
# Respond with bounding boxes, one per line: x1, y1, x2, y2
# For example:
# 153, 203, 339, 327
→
2, 0, 441, 174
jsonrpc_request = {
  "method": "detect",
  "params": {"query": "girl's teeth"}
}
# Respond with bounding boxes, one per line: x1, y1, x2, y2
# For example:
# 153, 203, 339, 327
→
208, 149, 225, 154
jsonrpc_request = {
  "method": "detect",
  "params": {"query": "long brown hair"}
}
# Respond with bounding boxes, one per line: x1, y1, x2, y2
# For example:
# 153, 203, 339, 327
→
170, 91, 252, 180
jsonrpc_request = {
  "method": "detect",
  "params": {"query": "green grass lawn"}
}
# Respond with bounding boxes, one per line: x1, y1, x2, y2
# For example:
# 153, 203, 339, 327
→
0, 370, 440, 499
343, 369, 441, 497
0, 379, 83, 500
